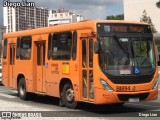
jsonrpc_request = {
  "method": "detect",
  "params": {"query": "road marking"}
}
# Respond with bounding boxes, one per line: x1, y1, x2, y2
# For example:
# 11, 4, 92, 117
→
0, 93, 17, 98
0, 90, 11, 92
0, 89, 17, 93
127, 103, 160, 108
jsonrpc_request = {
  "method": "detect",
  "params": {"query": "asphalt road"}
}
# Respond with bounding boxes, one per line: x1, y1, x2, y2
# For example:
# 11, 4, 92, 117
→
0, 85, 160, 120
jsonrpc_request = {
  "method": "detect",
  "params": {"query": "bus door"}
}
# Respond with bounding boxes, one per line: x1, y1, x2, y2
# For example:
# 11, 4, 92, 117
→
81, 38, 94, 101
9, 44, 16, 87
36, 41, 46, 92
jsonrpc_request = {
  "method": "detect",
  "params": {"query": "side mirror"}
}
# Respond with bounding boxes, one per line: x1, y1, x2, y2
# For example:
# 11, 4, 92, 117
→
94, 41, 100, 54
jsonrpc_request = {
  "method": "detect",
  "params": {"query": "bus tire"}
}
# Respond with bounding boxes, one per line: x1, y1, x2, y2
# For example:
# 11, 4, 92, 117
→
59, 92, 65, 107
62, 83, 77, 109
18, 78, 29, 100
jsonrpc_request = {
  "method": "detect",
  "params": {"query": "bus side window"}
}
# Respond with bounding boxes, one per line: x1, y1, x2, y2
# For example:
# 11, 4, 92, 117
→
89, 39, 93, 68
3, 39, 8, 59
72, 31, 77, 60
82, 40, 87, 68
20, 37, 32, 60
16, 37, 21, 59
48, 34, 52, 60
52, 32, 72, 60
155, 40, 160, 66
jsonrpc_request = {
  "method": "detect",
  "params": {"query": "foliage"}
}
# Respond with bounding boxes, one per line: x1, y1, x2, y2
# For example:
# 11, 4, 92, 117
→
106, 14, 124, 20
140, 10, 157, 33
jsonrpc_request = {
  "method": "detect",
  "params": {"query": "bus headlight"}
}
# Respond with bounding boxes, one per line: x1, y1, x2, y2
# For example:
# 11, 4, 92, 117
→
99, 78, 114, 92
152, 77, 159, 90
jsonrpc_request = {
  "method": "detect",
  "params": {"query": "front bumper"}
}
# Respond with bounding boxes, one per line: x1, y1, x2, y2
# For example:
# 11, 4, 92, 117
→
94, 87, 158, 104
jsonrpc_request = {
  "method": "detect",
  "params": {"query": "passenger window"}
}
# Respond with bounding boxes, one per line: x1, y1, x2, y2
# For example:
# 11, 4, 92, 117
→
3, 39, 7, 59
16, 37, 21, 59
37, 43, 41, 65
82, 40, 87, 68
48, 34, 52, 60
72, 31, 77, 60
10, 46, 12, 65
20, 37, 32, 60
89, 39, 93, 68
52, 32, 72, 60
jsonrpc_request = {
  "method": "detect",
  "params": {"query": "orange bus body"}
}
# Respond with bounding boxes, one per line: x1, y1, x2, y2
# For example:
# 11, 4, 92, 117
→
2, 20, 159, 108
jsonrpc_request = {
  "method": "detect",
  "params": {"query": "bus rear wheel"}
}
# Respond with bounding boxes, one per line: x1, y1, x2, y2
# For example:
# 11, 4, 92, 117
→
62, 83, 77, 109
18, 78, 29, 100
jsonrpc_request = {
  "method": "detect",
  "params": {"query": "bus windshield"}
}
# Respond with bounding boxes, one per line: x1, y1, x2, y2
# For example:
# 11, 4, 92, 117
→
98, 36, 156, 76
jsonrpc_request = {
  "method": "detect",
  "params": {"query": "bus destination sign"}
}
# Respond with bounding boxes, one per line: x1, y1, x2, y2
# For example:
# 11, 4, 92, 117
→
97, 23, 152, 33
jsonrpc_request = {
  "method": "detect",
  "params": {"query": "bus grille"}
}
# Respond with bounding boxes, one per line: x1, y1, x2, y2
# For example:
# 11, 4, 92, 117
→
117, 93, 149, 101
108, 74, 154, 84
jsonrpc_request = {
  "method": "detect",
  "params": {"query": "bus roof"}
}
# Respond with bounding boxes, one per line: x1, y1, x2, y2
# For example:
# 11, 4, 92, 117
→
4, 20, 149, 39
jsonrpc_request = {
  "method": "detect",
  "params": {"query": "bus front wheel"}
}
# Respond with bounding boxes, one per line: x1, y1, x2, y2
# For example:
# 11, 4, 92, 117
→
18, 78, 29, 100
62, 83, 77, 109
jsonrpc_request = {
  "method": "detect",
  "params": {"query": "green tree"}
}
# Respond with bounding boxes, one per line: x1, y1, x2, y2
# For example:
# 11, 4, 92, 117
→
140, 10, 157, 33
106, 14, 124, 20
156, 0, 160, 8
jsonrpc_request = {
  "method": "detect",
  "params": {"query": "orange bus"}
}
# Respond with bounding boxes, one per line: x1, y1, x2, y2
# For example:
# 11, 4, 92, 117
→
2, 20, 159, 108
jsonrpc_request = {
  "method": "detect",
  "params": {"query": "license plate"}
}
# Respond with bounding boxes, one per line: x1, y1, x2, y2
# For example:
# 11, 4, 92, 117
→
129, 98, 140, 102
116, 86, 131, 92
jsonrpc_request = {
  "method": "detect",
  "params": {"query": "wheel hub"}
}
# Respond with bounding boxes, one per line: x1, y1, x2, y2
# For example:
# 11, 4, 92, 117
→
66, 88, 74, 102
20, 84, 25, 96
